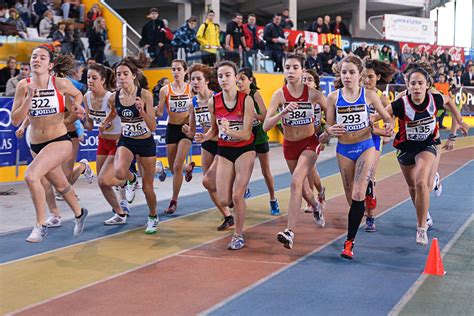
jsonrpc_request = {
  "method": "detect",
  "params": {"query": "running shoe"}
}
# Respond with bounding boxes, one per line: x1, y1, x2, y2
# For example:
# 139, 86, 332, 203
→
312, 203, 325, 227
416, 227, 428, 246
45, 215, 61, 228
55, 191, 64, 201
318, 186, 326, 208
340, 239, 354, 260
73, 208, 88, 237
145, 216, 159, 234
277, 229, 294, 249
185, 161, 196, 182
365, 180, 377, 209
104, 213, 127, 225
124, 173, 138, 203
217, 215, 234, 231
155, 160, 167, 182
433, 172, 442, 197
244, 188, 251, 199
80, 159, 94, 184
120, 200, 130, 215
26, 224, 48, 243
270, 199, 281, 216
365, 216, 376, 232
228, 234, 245, 250
164, 200, 177, 215
426, 213, 433, 230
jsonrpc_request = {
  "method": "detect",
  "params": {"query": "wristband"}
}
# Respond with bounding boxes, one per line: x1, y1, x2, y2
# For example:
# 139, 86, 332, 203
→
448, 133, 457, 141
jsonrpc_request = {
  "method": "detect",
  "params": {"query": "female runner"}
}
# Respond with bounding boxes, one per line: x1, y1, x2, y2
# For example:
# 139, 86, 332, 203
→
323, 55, 393, 260
263, 53, 327, 250
195, 60, 255, 250
11, 47, 88, 242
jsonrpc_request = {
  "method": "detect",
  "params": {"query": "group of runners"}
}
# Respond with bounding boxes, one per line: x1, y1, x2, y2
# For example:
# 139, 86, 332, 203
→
12, 44, 469, 260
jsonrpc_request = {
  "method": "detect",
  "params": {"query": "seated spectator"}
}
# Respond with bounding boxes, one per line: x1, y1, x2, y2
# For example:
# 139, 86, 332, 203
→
307, 16, 323, 33
171, 16, 199, 54
379, 45, 392, 63
61, 0, 85, 22
305, 46, 319, 72
139, 8, 166, 67
294, 35, 306, 51
0, 56, 19, 93
0, 5, 18, 36
330, 16, 351, 36
400, 46, 413, 64
370, 44, 380, 61
52, 40, 63, 58
38, 10, 54, 38
279, 8, 294, 29
439, 48, 452, 65
68, 22, 85, 60
321, 15, 331, 34
353, 42, 368, 59
14, 0, 31, 27
412, 46, 420, 60
329, 38, 339, 55
52, 21, 72, 54
317, 44, 335, 75
334, 48, 344, 63
86, 3, 102, 31
453, 60, 464, 73
461, 63, 474, 86
196, 10, 220, 66
263, 13, 286, 72
453, 69, 463, 88
7, 7, 27, 38
0, 5, 7, 23
32, 0, 48, 26
224, 12, 246, 65
88, 16, 108, 63
5, 62, 30, 96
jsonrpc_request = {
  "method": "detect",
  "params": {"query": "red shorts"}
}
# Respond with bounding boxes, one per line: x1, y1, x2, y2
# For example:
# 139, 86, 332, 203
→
97, 137, 117, 156
283, 134, 320, 161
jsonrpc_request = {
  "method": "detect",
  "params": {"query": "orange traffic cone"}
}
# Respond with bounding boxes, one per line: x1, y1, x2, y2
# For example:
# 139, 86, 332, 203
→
423, 238, 446, 276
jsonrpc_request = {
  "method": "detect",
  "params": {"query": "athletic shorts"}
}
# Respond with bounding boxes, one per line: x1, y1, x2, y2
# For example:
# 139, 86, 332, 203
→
97, 137, 117, 156
372, 134, 382, 152
255, 141, 270, 154
283, 134, 320, 161
336, 138, 375, 161
166, 123, 193, 145
218, 144, 255, 163
117, 135, 156, 157
67, 130, 79, 139
30, 134, 71, 155
201, 140, 218, 156
396, 144, 437, 166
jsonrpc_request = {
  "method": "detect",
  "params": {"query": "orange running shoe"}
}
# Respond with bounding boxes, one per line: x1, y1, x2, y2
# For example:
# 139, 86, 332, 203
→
340, 239, 354, 260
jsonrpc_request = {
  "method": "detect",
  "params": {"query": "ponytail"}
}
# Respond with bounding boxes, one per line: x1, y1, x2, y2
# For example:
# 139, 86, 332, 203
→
52, 54, 76, 78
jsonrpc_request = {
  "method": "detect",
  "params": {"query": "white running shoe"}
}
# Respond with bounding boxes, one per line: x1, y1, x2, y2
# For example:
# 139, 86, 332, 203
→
26, 224, 48, 242
426, 213, 433, 230
73, 208, 88, 237
433, 172, 442, 197
45, 215, 62, 228
277, 229, 295, 249
312, 203, 326, 227
124, 174, 138, 203
145, 216, 159, 234
120, 200, 130, 215
416, 227, 429, 246
104, 213, 127, 225
156, 160, 167, 182
80, 159, 94, 184
55, 191, 64, 201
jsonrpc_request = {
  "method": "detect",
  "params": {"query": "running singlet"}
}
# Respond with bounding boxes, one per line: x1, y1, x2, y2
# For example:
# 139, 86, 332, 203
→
213, 91, 254, 147
85, 91, 121, 134
193, 94, 212, 129
28, 76, 65, 117
335, 87, 370, 132
166, 83, 192, 114
401, 94, 437, 142
115, 88, 149, 138
314, 103, 322, 128
280, 84, 314, 127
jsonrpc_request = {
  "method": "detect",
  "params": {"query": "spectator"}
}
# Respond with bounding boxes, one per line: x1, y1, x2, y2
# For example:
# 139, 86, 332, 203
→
439, 48, 452, 65
353, 42, 368, 59
7, 7, 27, 38
446, 60, 455, 72
317, 44, 334, 75
52, 40, 63, 58
14, 0, 30, 27
85, 3, 101, 31
379, 45, 391, 63
242, 13, 261, 67
61, 0, 85, 22
67, 22, 85, 61
171, 16, 199, 56
330, 16, 351, 36
279, 8, 293, 29
305, 46, 319, 72
434, 73, 450, 129
412, 46, 420, 60
307, 16, 323, 33
196, 10, 220, 66
370, 44, 380, 60
453, 69, 463, 88
139, 8, 166, 67
224, 12, 246, 65
365, 46, 372, 61
461, 64, 474, 86
293, 35, 306, 51
329, 37, 339, 55
161, 19, 174, 66
400, 46, 413, 64
453, 60, 464, 73
263, 13, 286, 72
38, 10, 54, 38
334, 48, 344, 63
52, 21, 72, 54
0, 5, 7, 23
5, 62, 29, 96
88, 16, 108, 63
32, 0, 48, 26
321, 15, 331, 34
0, 56, 19, 93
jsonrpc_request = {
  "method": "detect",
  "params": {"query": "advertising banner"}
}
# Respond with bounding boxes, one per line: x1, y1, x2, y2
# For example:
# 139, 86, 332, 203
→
257, 27, 341, 51
453, 87, 474, 116
399, 42, 465, 62
384, 14, 436, 44
0, 98, 17, 167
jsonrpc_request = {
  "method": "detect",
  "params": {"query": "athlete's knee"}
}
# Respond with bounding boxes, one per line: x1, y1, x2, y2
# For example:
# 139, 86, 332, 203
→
24, 171, 40, 186
290, 175, 304, 192
172, 161, 183, 174
415, 178, 429, 192
232, 191, 244, 205
115, 168, 128, 181
261, 166, 272, 179
55, 183, 72, 195
202, 174, 215, 191
98, 175, 112, 188
351, 187, 366, 201
141, 182, 155, 195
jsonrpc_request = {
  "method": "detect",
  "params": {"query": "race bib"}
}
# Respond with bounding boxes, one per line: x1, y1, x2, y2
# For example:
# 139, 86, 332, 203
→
336, 105, 369, 132
29, 89, 60, 117
194, 106, 211, 129
218, 119, 243, 142
281, 102, 314, 127
405, 116, 436, 141
89, 109, 107, 125
121, 119, 148, 137
169, 96, 190, 113
314, 106, 322, 128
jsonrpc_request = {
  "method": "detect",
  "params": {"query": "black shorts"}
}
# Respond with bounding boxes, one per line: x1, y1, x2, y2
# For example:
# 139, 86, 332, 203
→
396, 144, 437, 166
67, 130, 78, 139
218, 144, 255, 163
201, 140, 218, 156
30, 134, 71, 155
117, 135, 156, 157
255, 141, 270, 154
166, 123, 193, 145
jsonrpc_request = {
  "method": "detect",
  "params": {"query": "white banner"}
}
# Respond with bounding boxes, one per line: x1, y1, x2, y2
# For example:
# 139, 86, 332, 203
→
384, 14, 436, 44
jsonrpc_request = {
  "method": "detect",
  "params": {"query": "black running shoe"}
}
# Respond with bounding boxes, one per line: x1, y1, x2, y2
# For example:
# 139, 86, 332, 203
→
217, 215, 234, 231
